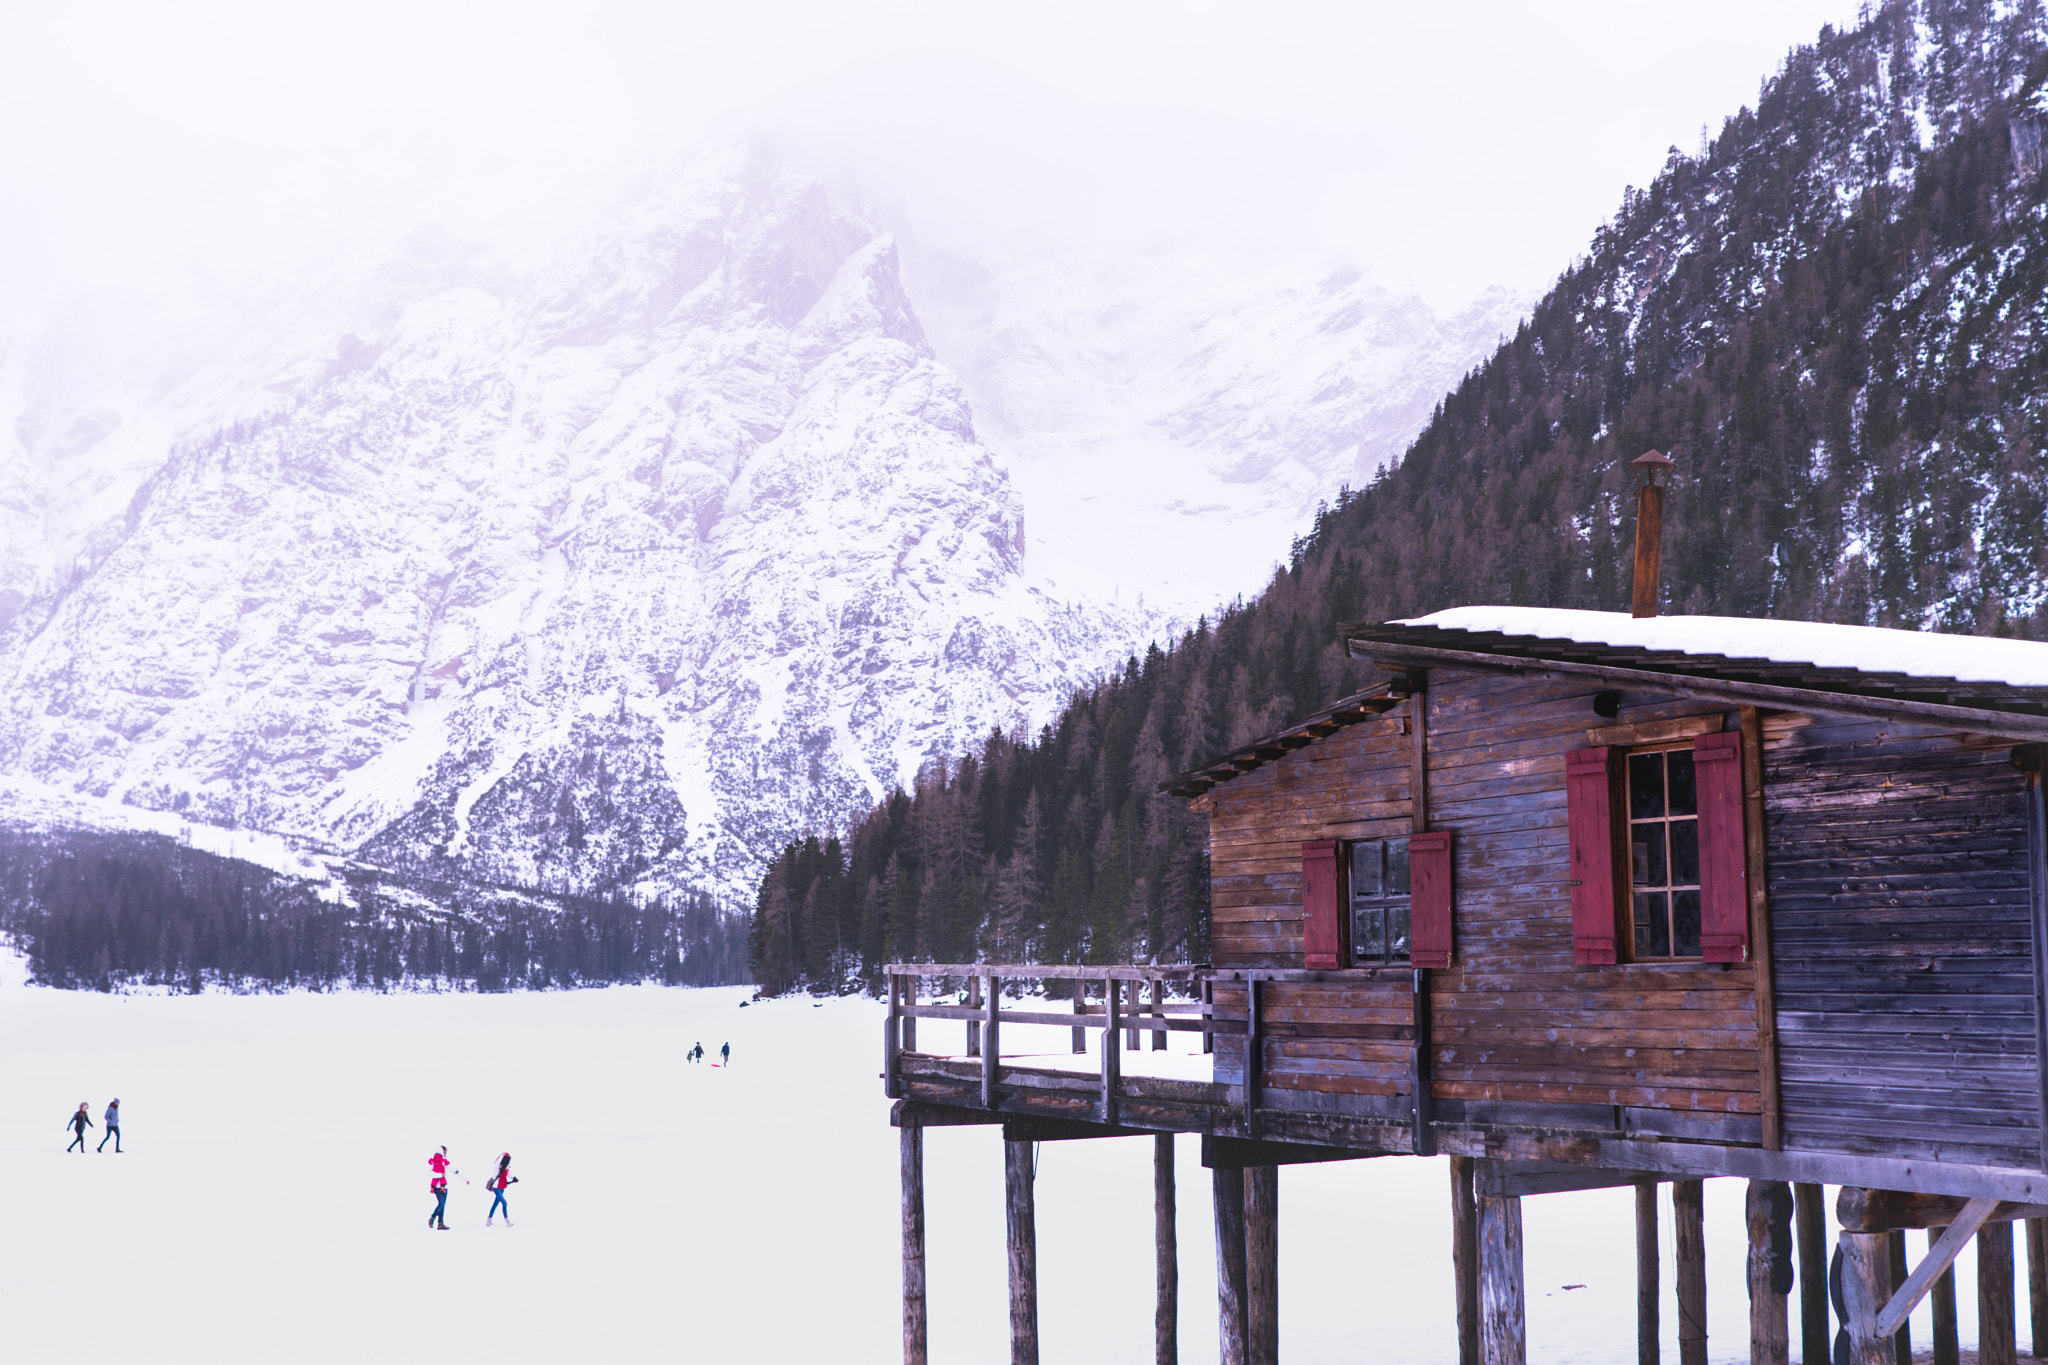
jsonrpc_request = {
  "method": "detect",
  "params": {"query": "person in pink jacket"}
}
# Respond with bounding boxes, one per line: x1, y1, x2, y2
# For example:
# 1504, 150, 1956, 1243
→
427, 1147, 457, 1230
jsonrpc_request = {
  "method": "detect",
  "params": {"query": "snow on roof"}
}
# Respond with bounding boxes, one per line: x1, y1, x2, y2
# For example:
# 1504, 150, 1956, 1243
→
1397, 606, 2048, 689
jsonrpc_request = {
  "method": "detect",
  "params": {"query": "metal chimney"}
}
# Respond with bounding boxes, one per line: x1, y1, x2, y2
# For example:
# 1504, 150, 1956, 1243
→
1629, 450, 1675, 619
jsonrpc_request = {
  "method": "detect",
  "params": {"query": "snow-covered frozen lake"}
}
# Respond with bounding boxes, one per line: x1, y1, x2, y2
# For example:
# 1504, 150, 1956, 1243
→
0, 957, 2016, 1363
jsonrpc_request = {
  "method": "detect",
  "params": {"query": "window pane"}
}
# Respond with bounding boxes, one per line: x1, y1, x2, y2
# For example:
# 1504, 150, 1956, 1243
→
1387, 906, 1411, 962
1629, 753, 1665, 818
1671, 819, 1700, 887
1355, 906, 1385, 962
1673, 890, 1702, 958
1635, 891, 1670, 957
1631, 823, 1667, 887
1386, 839, 1410, 896
1667, 750, 1697, 816
1352, 841, 1382, 897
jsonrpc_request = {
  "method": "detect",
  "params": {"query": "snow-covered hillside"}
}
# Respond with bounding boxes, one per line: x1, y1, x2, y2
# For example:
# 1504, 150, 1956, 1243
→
913, 250, 1525, 609
0, 148, 1522, 897
0, 150, 1161, 895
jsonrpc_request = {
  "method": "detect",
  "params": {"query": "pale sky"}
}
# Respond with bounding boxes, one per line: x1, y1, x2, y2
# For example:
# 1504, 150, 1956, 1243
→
0, 0, 1867, 327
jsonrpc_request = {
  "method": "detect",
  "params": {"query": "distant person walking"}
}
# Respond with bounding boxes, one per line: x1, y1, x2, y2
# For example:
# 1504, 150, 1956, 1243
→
65, 1102, 92, 1153
428, 1146, 457, 1230
485, 1152, 518, 1226
720, 1041, 730, 1066
97, 1099, 121, 1153
688, 1042, 702, 1064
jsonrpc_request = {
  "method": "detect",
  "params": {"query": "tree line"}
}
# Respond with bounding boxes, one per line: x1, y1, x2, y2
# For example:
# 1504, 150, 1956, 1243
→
0, 825, 750, 992
752, 0, 2048, 994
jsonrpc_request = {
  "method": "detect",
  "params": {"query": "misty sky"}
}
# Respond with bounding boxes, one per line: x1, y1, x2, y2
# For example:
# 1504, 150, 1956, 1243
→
1, 0, 1866, 328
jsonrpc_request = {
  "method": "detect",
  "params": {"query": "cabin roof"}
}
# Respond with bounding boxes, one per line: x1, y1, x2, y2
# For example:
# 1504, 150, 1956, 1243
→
1165, 606, 2048, 799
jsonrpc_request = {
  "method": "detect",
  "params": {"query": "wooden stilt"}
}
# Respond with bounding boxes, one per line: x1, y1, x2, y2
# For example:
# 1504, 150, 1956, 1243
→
1839, 1231, 1894, 1365
1928, 1227, 1959, 1365
1213, 1165, 1249, 1365
2027, 1217, 2048, 1355
1452, 1156, 1481, 1365
902, 1125, 927, 1365
1636, 1180, 1660, 1365
1748, 1180, 1791, 1365
1005, 1139, 1039, 1365
1478, 1193, 1526, 1365
1245, 1166, 1278, 1365
1794, 1182, 1829, 1365
1980, 1220, 2018, 1365
1155, 1134, 1177, 1365
1886, 1231, 1910, 1365
1674, 1179, 1708, 1365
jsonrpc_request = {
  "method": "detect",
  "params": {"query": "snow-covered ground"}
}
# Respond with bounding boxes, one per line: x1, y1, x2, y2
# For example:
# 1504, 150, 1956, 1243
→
0, 954, 2016, 1363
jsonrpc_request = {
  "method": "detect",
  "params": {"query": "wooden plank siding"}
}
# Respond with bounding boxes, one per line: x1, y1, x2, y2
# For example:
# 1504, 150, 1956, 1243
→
1203, 668, 1763, 1129
1763, 715, 2040, 1168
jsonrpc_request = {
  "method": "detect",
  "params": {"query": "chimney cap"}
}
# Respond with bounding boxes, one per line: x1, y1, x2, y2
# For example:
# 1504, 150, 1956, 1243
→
1631, 449, 1675, 469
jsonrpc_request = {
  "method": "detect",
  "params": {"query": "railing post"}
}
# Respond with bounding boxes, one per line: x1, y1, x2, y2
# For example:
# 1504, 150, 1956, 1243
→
1151, 976, 1168, 1051
884, 972, 902, 1099
902, 975, 917, 1053
1072, 982, 1088, 1054
983, 973, 1001, 1109
1102, 975, 1122, 1126
1201, 977, 1214, 1055
1244, 977, 1263, 1137
1126, 977, 1142, 1050
967, 972, 982, 1058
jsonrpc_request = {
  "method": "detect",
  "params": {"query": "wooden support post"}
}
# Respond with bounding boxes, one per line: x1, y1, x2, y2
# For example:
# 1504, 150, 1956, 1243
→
1839, 1231, 1894, 1365
1073, 986, 1088, 1054
1886, 1232, 1910, 1365
1981, 1219, 2018, 1365
1741, 705, 1782, 1150
1637, 1180, 1660, 1365
1127, 978, 1142, 1051
1213, 1165, 1249, 1365
1245, 1166, 1278, 1365
1795, 1182, 1828, 1365
983, 974, 1001, 1109
967, 973, 982, 1058
902, 1124, 927, 1365
1478, 1193, 1526, 1365
1005, 1139, 1039, 1365
1156, 1134, 1178, 1365
1412, 967, 1436, 1156
1674, 1178, 1708, 1365
903, 975, 917, 1052
1928, 1227, 1959, 1365
1102, 979, 1122, 1126
1453, 1156, 1481, 1365
1749, 1180, 1791, 1365
2028, 1217, 2048, 1355
1151, 977, 1168, 1052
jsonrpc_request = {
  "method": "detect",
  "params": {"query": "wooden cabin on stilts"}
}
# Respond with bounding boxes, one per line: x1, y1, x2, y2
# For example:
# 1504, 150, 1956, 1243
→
883, 452, 2048, 1364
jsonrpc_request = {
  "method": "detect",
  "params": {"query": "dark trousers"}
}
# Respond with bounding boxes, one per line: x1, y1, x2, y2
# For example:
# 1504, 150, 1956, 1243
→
98, 1125, 120, 1152
67, 1129, 87, 1152
431, 1189, 448, 1226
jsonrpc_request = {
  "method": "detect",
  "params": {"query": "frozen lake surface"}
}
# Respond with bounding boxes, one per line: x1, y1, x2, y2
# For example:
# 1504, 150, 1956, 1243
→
0, 958, 2013, 1363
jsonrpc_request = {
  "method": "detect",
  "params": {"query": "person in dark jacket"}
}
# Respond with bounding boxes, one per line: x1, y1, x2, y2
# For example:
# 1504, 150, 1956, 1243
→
485, 1152, 518, 1226
720, 1041, 730, 1066
97, 1098, 121, 1153
65, 1102, 92, 1152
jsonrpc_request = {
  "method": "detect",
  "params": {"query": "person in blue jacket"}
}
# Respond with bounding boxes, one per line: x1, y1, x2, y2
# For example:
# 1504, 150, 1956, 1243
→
65, 1102, 92, 1152
97, 1098, 121, 1153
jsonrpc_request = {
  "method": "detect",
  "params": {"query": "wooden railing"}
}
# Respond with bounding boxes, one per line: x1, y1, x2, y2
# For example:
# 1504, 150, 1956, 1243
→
881, 963, 1237, 1124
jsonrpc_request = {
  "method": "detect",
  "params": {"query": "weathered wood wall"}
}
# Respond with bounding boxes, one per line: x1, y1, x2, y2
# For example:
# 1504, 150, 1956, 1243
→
1206, 669, 1761, 1135
1764, 715, 2038, 1167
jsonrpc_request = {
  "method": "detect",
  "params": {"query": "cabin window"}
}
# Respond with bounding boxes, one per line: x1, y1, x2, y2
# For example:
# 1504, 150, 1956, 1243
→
1350, 839, 1410, 964
1626, 746, 1702, 959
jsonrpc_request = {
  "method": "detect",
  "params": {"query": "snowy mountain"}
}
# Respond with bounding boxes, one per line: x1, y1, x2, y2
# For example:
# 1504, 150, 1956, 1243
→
911, 251, 1525, 611
0, 148, 1521, 899
0, 151, 1162, 895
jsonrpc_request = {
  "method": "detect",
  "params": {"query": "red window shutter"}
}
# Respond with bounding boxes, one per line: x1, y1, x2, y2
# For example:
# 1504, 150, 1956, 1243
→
1301, 840, 1345, 968
1409, 831, 1454, 968
1693, 730, 1750, 963
1566, 747, 1620, 965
